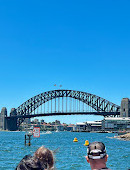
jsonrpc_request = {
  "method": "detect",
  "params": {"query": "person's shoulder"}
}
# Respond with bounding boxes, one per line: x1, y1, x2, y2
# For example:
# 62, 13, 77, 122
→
15, 155, 33, 170
19, 154, 33, 162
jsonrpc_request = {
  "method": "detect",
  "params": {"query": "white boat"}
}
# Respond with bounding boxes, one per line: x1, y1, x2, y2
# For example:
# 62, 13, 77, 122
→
40, 131, 52, 135
45, 131, 52, 134
55, 130, 59, 132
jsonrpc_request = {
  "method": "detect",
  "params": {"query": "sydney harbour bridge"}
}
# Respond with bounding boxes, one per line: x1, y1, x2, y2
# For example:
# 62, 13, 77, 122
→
1, 89, 120, 131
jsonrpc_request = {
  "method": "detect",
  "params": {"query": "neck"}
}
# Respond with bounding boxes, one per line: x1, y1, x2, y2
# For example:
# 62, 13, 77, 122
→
90, 162, 106, 170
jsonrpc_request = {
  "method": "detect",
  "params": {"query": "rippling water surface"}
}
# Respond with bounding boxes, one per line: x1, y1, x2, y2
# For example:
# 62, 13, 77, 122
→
0, 131, 130, 170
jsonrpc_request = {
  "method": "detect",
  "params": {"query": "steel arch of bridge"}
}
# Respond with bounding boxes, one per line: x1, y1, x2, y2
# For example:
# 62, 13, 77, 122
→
16, 89, 120, 117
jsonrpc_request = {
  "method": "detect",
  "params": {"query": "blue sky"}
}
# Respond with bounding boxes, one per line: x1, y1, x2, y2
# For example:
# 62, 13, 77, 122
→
0, 0, 130, 124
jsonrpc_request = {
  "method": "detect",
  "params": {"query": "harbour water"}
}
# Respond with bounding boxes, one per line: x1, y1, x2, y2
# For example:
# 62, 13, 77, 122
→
0, 131, 129, 170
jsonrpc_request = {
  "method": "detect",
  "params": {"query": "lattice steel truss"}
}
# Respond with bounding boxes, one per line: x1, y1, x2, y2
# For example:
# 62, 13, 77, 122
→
16, 89, 120, 116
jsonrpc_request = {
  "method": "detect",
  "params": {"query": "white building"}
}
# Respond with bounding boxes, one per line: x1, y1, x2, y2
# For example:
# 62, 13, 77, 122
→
102, 117, 130, 131
76, 121, 102, 132
76, 122, 86, 131
86, 121, 102, 131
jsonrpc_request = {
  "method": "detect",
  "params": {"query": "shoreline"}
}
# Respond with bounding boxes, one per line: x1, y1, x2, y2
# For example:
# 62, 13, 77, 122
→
113, 133, 130, 141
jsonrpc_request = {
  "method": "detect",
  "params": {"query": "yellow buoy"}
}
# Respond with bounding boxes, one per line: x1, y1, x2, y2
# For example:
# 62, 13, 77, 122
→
73, 137, 78, 142
84, 140, 89, 146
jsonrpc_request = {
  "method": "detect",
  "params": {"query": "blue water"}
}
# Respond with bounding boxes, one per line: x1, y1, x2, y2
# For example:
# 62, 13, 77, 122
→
0, 131, 129, 170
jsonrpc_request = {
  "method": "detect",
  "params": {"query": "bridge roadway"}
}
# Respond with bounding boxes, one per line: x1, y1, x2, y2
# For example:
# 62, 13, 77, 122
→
7, 111, 120, 119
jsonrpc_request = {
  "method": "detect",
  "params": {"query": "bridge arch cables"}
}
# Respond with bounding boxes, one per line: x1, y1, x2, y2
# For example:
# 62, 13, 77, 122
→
16, 90, 120, 120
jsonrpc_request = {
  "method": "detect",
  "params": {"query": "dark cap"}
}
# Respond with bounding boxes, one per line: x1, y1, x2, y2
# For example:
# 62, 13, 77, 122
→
87, 142, 107, 159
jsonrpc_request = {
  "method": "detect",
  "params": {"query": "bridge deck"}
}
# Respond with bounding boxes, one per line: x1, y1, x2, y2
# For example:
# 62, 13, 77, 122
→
7, 111, 120, 119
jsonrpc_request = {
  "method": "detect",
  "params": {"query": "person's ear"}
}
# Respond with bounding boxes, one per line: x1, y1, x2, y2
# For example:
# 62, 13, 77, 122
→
85, 156, 90, 163
105, 155, 108, 162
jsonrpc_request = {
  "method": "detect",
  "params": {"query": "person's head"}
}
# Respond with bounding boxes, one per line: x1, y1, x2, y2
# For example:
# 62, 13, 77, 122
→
16, 146, 54, 170
15, 154, 42, 170
86, 142, 108, 170
34, 146, 54, 170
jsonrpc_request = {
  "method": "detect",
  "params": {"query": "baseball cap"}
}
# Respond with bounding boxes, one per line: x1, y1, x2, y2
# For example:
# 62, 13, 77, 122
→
87, 142, 107, 159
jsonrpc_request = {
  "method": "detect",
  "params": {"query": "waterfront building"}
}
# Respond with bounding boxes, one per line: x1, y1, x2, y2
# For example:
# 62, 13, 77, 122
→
66, 124, 75, 131
55, 125, 64, 131
76, 122, 86, 131
42, 123, 55, 131
66, 126, 73, 131
86, 121, 102, 131
102, 117, 130, 131
76, 121, 102, 132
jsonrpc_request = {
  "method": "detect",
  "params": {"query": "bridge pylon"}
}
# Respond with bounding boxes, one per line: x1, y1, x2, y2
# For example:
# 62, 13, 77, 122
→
5, 108, 18, 131
0, 107, 7, 130
120, 98, 130, 117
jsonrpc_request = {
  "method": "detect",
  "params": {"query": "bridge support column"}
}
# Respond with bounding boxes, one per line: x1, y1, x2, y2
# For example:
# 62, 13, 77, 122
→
5, 108, 18, 131
5, 117, 18, 131
0, 107, 7, 130
120, 98, 130, 117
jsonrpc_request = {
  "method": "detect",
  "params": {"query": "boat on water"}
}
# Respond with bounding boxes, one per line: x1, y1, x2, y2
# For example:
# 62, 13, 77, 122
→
45, 131, 52, 134
40, 131, 52, 135
55, 130, 59, 132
